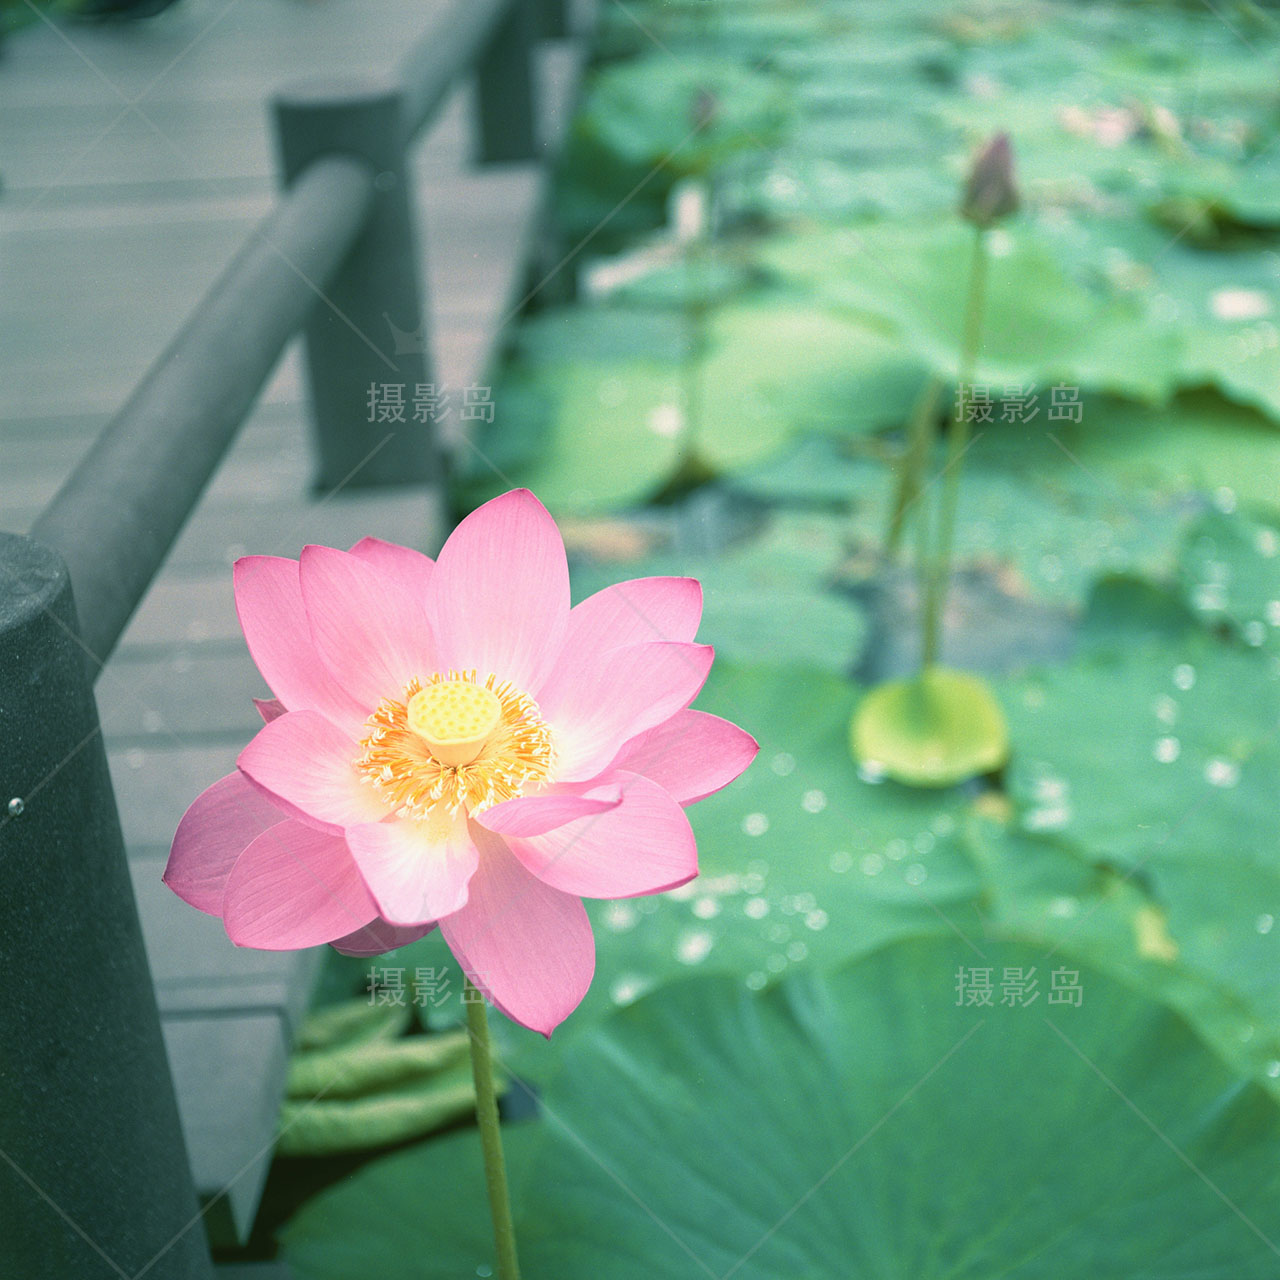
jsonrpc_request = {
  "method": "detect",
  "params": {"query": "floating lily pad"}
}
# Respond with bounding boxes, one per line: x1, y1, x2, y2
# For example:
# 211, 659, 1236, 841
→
758, 221, 1182, 403
852, 667, 1010, 787
461, 301, 923, 512
1178, 509, 1280, 649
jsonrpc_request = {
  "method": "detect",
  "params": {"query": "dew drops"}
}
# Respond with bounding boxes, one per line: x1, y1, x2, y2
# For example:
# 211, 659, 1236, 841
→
786, 941, 808, 962
610, 975, 645, 1005
1025, 804, 1071, 832
692, 896, 720, 920
770, 752, 796, 776
904, 864, 928, 887
476, 1266, 494, 1279
744, 896, 770, 920
1205, 757, 1240, 788
1244, 620, 1267, 647
857, 760, 887, 784
605, 902, 636, 932
745, 971, 767, 991
932, 814, 956, 837
1267, 1060, 1280, 1080
1048, 896, 1079, 919
742, 812, 769, 837
1268, 600, 1280, 627
1214, 487, 1238, 515
1257, 528, 1279, 558
1258, 914, 1275, 936
913, 831, 936, 855
886, 838, 909, 861
675, 929, 714, 965
1154, 736, 1181, 764
647, 403, 683, 438
1153, 694, 1178, 725
766, 953, 787, 973
1173, 663, 1196, 691
801, 789, 827, 814
7, 797, 23, 817
805, 909, 829, 932
829, 850, 853, 873
860, 853, 885, 876
765, 922, 790, 944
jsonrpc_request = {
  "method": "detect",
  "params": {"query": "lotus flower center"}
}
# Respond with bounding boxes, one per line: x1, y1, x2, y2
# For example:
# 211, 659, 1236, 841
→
407, 680, 502, 766
355, 670, 554, 819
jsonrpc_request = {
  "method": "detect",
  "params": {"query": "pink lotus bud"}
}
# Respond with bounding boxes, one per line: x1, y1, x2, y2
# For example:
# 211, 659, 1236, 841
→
960, 132, 1019, 228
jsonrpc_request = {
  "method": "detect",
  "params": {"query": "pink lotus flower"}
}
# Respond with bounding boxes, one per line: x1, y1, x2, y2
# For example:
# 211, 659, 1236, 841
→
164, 490, 757, 1035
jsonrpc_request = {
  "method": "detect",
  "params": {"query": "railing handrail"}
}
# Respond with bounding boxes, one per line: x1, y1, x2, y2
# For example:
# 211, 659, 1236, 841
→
25, 0, 529, 677
30, 153, 375, 669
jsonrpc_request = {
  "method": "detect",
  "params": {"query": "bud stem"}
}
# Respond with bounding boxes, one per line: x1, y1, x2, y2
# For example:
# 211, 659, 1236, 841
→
921, 225, 989, 671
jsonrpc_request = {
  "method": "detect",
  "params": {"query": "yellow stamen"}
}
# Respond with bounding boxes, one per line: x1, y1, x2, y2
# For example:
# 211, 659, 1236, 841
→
356, 670, 554, 819
408, 679, 502, 766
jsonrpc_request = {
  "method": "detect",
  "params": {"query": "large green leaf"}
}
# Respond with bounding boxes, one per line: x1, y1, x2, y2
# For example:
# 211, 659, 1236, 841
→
1178, 509, 1280, 649
1002, 638, 1280, 872
461, 301, 923, 512
281, 1124, 545, 1280
515, 935, 1280, 1277
570, 511, 868, 674
286, 937, 1280, 1277
758, 221, 1183, 402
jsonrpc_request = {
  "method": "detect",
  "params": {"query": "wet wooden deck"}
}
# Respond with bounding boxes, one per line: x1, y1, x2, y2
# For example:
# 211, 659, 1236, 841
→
0, 0, 586, 1248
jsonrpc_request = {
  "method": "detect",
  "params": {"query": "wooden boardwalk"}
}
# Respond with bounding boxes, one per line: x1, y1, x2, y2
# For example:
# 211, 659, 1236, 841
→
0, 0, 585, 1247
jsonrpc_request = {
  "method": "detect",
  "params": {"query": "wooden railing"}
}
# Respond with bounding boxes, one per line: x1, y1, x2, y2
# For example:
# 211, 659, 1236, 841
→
0, 2, 568, 1275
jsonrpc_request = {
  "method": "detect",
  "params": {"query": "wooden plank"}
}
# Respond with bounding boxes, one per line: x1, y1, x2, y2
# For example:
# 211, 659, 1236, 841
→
1, 0, 592, 1254
161, 1011, 294, 1247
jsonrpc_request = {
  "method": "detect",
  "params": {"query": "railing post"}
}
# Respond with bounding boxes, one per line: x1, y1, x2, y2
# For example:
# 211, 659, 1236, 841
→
0, 533, 214, 1280
273, 77, 444, 493
540, 0, 572, 39
475, 0, 540, 163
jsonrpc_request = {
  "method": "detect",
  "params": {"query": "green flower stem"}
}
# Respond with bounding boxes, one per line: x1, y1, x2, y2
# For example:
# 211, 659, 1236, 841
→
885, 375, 941, 561
465, 979, 521, 1280
921, 225, 989, 671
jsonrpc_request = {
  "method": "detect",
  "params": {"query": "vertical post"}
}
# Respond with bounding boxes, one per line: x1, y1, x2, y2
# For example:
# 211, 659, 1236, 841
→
476, 0, 540, 163
0, 533, 213, 1280
274, 76, 444, 492
540, 0, 572, 39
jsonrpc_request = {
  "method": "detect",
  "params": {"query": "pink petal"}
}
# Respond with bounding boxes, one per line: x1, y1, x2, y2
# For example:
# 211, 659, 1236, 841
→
234, 556, 368, 736
541, 640, 714, 781
607, 709, 759, 805
164, 771, 284, 915
501, 772, 697, 899
223, 821, 378, 950
349, 536, 435, 602
345, 814, 478, 925
254, 697, 286, 724
427, 490, 569, 694
440, 825, 594, 1037
477, 789, 621, 838
299, 545, 436, 712
237, 710, 388, 830
331, 919, 437, 957
567, 576, 702, 652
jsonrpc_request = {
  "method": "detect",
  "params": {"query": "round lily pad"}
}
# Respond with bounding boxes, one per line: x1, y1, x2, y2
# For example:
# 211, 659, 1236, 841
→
851, 667, 1010, 787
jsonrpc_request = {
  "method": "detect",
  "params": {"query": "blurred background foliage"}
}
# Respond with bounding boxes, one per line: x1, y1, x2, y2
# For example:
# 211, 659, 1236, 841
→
278, 2, 1280, 1275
